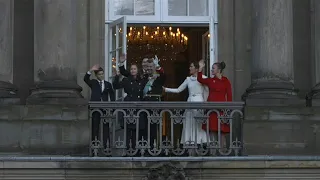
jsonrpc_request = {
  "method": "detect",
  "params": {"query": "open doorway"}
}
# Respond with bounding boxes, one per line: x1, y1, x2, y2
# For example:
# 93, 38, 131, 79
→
105, 17, 217, 99
119, 25, 211, 140
125, 25, 210, 101
106, 19, 217, 141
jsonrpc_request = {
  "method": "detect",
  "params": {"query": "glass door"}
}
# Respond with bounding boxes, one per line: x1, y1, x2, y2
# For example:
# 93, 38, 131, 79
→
210, 16, 218, 76
202, 31, 210, 76
106, 16, 127, 100
201, 17, 216, 77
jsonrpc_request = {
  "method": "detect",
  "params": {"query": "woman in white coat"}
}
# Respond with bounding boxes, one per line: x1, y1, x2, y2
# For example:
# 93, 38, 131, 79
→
163, 61, 208, 145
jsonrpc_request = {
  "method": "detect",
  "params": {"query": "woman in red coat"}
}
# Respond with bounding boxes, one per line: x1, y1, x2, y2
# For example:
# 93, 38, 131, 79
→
197, 60, 232, 149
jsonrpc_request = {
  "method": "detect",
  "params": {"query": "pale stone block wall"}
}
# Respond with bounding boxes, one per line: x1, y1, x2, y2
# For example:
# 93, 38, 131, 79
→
0, 158, 320, 179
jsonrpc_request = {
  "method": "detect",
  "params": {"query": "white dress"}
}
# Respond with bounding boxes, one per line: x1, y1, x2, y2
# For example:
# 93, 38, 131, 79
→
165, 76, 208, 144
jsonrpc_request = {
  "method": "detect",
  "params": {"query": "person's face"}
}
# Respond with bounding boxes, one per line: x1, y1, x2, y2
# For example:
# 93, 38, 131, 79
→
211, 64, 219, 76
96, 71, 104, 80
146, 62, 156, 75
130, 65, 138, 76
142, 58, 148, 71
189, 63, 198, 75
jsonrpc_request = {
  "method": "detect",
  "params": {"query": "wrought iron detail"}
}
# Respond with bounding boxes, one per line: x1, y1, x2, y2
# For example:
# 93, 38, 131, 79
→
89, 102, 244, 157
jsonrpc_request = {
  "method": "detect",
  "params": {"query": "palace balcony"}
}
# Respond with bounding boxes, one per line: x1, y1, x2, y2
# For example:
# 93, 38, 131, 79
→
88, 101, 244, 157
1, 101, 320, 179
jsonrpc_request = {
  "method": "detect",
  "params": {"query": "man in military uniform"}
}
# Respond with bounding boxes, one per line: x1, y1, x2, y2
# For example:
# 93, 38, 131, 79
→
140, 57, 166, 148
118, 55, 166, 150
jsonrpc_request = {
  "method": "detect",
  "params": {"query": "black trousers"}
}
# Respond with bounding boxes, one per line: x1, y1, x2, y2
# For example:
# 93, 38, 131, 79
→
141, 95, 160, 148
92, 111, 110, 147
139, 111, 157, 147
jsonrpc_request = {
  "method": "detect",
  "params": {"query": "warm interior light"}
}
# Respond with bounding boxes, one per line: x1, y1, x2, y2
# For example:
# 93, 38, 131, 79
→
125, 26, 188, 63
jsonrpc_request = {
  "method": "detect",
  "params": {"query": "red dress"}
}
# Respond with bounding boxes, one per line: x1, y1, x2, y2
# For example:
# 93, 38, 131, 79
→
197, 72, 232, 133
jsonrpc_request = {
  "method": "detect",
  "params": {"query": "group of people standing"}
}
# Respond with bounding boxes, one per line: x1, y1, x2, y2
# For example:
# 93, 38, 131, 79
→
84, 55, 232, 153
163, 59, 232, 150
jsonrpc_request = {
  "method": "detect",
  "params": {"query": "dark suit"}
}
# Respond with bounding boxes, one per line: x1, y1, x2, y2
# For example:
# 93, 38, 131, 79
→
119, 65, 166, 148
84, 73, 115, 101
84, 73, 115, 146
113, 74, 145, 149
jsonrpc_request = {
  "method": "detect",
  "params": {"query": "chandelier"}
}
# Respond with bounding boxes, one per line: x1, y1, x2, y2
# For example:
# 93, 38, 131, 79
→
126, 26, 188, 63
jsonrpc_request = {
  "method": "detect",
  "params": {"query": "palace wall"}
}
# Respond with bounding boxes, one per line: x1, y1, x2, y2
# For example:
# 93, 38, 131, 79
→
0, 0, 320, 157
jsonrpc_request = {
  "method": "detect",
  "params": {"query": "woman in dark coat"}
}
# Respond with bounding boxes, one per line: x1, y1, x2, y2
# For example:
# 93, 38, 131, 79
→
113, 64, 144, 151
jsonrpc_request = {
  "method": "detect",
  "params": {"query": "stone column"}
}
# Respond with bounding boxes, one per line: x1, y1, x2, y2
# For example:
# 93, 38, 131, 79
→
307, 0, 320, 106
0, 0, 20, 105
233, 0, 252, 101
76, 0, 90, 100
218, 0, 235, 96
89, 0, 105, 67
243, 0, 299, 105
27, 0, 85, 105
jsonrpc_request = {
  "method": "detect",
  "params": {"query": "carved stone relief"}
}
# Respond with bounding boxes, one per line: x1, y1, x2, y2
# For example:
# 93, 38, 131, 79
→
143, 163, 190, 180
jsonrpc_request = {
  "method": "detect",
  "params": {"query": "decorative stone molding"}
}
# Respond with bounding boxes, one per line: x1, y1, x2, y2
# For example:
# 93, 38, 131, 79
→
0, 81, 20, 105
306, 83, 320, 106
143, 163, 190, 180
26, 80, 86, 105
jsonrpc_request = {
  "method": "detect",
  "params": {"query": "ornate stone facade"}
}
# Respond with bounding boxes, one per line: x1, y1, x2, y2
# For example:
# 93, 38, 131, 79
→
143, 163, 188, 180
0, 0, 320, 157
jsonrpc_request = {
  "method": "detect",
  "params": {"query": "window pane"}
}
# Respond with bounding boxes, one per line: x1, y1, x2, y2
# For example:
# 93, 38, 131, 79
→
189, 0, 208, 16
135, 0, 155, 15
118, 25, 123, 49
168, 0, 187, 16
111, 26, 116, 50
114, 0, 134, 15
110, 51, 116, 78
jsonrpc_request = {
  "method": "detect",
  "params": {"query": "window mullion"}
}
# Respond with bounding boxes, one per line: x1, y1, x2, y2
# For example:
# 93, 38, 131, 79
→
133, 0, 136, 16
186, 0, 190, 16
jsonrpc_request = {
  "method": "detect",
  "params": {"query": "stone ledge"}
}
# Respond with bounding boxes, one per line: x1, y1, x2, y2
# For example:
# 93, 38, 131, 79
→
0, 105, 88, 121
1, 156, 320, 179
1, 156, 320, 168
